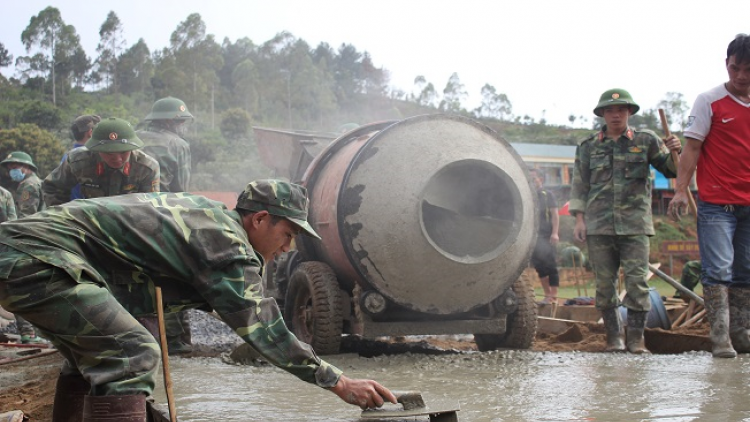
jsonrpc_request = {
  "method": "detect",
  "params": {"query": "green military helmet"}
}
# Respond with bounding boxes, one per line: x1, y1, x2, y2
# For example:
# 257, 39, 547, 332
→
0, 151, 37, 171
86, 117, 144, 152
593, 88, 640, 117
143, 97, 194, 121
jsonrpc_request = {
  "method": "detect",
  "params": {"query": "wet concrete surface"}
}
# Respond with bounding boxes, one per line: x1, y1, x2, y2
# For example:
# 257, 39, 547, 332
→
153, 350, 750, 422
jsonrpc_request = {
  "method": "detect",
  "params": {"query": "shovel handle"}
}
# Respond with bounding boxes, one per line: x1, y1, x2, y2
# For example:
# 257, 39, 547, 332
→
156, 287, 178, 422
648, 263, 704, 306
659, 109, 698, 217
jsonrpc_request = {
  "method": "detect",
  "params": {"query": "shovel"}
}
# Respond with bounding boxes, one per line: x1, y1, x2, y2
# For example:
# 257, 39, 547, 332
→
360, 391, 460, 422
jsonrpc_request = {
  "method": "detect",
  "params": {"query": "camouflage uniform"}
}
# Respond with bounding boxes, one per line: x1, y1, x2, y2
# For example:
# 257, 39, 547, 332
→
569, 126, 676, 311
675, 260, 701, 299
0, 185, 340, 397
7, 173, 45, 218
42, 147, 160, 207
138, 128, 191, 193
0, 185, 17, 222
138, 97, 195, 353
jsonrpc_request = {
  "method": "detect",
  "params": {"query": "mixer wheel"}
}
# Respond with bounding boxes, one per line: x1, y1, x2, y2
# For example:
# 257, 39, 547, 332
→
285, 261, 344, 355
474, 272, 538, 351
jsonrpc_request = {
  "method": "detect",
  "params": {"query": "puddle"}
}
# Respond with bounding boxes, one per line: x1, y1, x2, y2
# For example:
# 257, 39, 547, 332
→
152, 350, 750, 421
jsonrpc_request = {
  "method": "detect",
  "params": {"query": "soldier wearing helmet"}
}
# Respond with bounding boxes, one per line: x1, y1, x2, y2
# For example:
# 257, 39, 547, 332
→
569, 88, 682, 355
0, 152, 45, 344
137, 97, 193, 193
136, 97, 195, 354
0, 151, 45, 217
43, 117, 160, 207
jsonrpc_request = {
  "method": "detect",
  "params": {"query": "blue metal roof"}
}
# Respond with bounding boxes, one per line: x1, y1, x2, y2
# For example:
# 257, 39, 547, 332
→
510, 142, 576, 160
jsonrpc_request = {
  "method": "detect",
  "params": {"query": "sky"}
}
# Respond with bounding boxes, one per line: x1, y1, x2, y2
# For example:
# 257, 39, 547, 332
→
0, 0, 747, 128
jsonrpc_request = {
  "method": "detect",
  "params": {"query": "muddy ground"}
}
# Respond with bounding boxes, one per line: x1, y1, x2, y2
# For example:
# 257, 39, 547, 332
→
0, 309, 710, 421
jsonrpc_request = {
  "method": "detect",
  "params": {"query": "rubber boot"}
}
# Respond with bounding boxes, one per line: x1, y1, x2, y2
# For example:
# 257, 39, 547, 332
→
601, 307, 626, 352
83, 394, 146, 422
703, 284, 737, 358
52, 372, 91, 422
626, 310, 650, 354
728, 287, 750, 353
166, 311, 193, 355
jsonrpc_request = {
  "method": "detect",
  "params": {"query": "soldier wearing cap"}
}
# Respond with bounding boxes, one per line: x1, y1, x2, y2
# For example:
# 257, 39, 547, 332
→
569, 88, 682, 354
63, 114, 102, 201
0, 179, 396, 421
0, 151, 45, 217
42, 117, 160, 207
137, 97, 193, 193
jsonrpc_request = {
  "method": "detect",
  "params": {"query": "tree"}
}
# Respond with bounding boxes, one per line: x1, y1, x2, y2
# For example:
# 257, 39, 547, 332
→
96, 11, 126, 93
0, 42, 12, 68
19, 6, 85, 105
231, 59, 259, 113
657, 92, 690, 132
440, 72, 467, 113
116, 38, 153, 95
220, 108, 251, 141
153, 13, 223, 117
412, 75, 438, 107
475, 83, 512, 120
17, 100, 62, 130
0, 123, 65, 177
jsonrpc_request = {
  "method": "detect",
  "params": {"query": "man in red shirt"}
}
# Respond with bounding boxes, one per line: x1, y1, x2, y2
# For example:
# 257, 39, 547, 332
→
669, 33, 750, 358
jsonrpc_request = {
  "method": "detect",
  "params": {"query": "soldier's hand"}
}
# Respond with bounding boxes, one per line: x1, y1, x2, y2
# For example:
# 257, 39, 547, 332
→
663, 134, 682, 152
330, 375, 397, 410
550, 233, 559, 245
573, 220, 586, 243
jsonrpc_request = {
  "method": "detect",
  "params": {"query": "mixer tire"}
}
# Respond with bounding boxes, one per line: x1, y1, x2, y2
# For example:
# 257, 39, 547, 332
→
284, 261, 344, 355
474, 273, 538, 351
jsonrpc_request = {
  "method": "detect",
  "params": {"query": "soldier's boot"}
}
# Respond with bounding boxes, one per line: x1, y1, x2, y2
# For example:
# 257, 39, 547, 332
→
83, 394, 146, 422
704, 284, 737, 358
626, 311, 650, 354
166, 311, 193, 355
52, 371, 91, 422
728, 287, 750, 353
601, 307, 626, 352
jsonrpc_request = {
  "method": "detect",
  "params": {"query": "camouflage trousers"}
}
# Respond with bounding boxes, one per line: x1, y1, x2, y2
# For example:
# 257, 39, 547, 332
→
587, 235, 651, 312
14, 315, 35, 336
0, 246, 160, 396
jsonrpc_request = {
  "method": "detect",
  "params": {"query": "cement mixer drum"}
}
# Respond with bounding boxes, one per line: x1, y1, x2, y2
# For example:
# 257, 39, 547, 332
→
304, 114, 538, 315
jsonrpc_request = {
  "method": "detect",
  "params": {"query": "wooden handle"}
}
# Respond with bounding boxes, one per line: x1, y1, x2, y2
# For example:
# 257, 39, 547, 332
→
156, 287, 177, 422
658, 109, 698, 217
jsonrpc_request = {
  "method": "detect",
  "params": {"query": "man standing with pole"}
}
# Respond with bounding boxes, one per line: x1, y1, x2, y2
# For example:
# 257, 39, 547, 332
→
570, 88, 682, 354
668, 34, 750, 358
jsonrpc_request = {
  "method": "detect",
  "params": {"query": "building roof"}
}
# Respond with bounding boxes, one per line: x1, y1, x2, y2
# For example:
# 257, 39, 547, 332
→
510, 142, 576, 163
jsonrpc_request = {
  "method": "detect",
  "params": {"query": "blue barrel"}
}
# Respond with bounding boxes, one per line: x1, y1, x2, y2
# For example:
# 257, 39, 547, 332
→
619, 288, 671, 329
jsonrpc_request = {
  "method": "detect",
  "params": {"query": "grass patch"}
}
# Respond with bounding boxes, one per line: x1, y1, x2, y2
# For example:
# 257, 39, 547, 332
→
535, 278, 701, 303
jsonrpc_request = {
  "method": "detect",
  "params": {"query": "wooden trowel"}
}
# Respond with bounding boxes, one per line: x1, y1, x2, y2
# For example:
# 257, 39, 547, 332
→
360, 391, 460, 421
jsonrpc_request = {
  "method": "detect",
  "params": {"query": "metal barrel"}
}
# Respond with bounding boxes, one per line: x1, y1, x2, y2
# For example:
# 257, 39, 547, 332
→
299, 114, 538, 315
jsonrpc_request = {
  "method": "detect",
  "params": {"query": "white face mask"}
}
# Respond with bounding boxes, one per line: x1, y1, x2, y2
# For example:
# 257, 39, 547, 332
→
9, 168, 24, 182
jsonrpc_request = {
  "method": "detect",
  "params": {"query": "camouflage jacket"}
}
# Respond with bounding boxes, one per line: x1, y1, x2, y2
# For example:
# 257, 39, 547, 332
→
0, 192, 341, 387
0, 185, 17, 222
569, 126, 676, 235
11, 173, 45, 217
43, 147, 160, 207
137, 128, 191, 192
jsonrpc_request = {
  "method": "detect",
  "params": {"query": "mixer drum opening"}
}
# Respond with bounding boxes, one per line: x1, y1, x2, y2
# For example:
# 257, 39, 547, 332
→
421, 159, 519, 262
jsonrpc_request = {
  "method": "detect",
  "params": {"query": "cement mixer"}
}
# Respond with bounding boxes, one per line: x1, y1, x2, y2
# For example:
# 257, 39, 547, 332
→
255, 114, 539, 354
